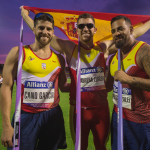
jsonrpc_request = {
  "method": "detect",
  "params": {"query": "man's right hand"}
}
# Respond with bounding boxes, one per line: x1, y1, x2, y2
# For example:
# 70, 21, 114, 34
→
1, 126, 14, 148
20, 6, 29, 18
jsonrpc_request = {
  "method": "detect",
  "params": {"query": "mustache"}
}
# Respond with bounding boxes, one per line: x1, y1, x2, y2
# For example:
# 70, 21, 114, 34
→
115, 35, 124, 40
81, 31, 91, 34
39, 33, 50, 38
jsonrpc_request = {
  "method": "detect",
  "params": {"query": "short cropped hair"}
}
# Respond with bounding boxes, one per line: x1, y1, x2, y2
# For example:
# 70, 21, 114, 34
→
111, 15, 132, 26
34, 13, 54, 29
77, 13, 95, 24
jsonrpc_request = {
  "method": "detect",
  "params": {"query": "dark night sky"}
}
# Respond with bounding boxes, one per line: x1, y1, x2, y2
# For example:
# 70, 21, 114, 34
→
0, 0, 150, 63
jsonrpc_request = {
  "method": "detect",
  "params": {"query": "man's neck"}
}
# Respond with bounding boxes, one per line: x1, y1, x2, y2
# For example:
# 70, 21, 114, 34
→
31, 42, 51, 53
80, 40, 94, 49
121, 39, 137, 56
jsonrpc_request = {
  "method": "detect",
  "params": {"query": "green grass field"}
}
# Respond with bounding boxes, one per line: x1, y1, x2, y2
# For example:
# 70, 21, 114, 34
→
0, 80, 113, 150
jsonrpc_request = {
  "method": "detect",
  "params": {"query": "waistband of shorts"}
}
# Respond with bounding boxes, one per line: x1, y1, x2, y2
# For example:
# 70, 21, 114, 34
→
21, 105, 60, 114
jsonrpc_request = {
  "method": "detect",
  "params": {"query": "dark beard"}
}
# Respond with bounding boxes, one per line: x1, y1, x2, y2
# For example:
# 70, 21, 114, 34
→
115, 35, 127, 49
35, 34, 52, 46
115, 40, 126, 49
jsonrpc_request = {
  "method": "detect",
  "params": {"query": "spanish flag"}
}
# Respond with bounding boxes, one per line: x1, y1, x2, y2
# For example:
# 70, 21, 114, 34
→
24, 6, 150, 44
23, 6, 150, 150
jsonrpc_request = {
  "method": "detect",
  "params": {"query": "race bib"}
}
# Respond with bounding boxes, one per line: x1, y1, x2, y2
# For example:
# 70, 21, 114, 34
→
23, 81, 54, 109
80, 67, 105, 92
113, 81, 132, 109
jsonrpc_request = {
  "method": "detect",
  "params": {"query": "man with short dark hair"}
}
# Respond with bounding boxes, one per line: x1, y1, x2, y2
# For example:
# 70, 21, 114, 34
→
0, 13, 70, 150
20, 6, 150, 150
106, 15, 150, 150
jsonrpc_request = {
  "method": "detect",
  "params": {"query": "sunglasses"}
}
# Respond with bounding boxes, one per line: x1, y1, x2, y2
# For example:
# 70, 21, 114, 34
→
77, 23, 95, 29
35, 13, 53, 19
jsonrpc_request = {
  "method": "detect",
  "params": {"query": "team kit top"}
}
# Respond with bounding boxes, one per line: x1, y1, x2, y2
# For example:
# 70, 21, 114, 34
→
110, 41, 150, 123
68, 43, 108, 108
21, 45, 61, 113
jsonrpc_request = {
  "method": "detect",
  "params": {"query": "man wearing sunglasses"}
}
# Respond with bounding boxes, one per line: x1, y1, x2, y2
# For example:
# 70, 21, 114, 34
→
20, 6, 150, 150
0, 13, 69, 150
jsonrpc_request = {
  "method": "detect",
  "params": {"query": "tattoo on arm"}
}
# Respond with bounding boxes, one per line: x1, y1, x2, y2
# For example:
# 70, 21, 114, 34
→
129, 44, 150, 91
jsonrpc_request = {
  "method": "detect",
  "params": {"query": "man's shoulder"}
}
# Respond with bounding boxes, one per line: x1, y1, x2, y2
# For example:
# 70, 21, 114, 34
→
136, 41, 150, 62
97, 41, 109, 53
11, 46, 19, 52
141, 42, 150, 49
8, 46, 19, 58
23, 45, 29, 49
11, 45, 28, 52
138, 41, 150, 53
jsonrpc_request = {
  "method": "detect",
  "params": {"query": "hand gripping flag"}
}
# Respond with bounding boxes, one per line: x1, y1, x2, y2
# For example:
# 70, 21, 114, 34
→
22, 6, 150, 150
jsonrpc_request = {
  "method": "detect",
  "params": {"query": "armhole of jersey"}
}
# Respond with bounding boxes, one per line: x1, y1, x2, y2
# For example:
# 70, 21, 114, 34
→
135, 42, 145, 70
22, 46, 26, 65
57, 54, 63, 69
97, 42, 104, 53
109, 54, 116, 76
68, 44, 77, 65
121, 41, 140, 61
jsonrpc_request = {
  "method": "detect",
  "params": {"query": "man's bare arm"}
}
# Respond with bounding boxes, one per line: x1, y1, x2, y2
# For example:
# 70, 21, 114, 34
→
114, 44, 150, 92
58, 54, 70, 92
51, 35, 76, 56
0, 47, 18, 147
133, 20, 150, 39
20, 6, 34, 30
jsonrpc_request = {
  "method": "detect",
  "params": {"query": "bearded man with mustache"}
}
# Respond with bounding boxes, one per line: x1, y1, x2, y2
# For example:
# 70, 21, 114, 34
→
106, 15, 150, 150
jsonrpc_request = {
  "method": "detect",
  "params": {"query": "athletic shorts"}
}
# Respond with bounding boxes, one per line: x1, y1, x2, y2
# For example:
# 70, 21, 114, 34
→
8, 105, 67, 150
111, 110, 150, 150
70, 105, 110, 150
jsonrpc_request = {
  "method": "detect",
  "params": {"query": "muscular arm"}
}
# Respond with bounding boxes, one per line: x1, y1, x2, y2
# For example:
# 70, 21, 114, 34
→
57, 54, 70, 92
51, 35, 76, 56
114, 44, 150, 92
0, 47, 18, 147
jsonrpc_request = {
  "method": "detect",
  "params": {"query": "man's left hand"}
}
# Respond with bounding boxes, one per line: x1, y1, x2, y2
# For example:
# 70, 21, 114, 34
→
114, 70, 131, 84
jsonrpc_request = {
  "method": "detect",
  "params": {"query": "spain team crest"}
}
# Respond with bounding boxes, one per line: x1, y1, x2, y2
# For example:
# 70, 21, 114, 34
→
28, 56, 35, 61
65, 16, 78, 39
42, 63, 46, 69
87, 53, 90, 57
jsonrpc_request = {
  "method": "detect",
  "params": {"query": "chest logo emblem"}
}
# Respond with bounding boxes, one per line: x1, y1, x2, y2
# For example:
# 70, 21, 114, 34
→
127, 59, 131, 61
28, 56, 35, 61
87, 53, 90, 57
42, 63, 46, 69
